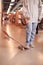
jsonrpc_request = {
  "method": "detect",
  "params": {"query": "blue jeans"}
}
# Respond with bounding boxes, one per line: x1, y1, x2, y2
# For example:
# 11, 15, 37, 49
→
26, 22, 38, 45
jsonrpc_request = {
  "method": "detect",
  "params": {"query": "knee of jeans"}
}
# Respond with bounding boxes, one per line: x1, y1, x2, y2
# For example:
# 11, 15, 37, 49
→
31, 30, 36, 35
26, 29, 32, 34
26, 26, 32, 32
26, 23, 32, 33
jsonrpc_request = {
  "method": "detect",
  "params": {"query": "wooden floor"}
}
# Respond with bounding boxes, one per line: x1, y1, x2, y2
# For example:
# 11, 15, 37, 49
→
0, 22, 43, 65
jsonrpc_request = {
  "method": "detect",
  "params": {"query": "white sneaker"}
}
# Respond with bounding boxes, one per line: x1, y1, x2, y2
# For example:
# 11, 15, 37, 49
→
29, 44, 35, 48
26, 44, 30, 49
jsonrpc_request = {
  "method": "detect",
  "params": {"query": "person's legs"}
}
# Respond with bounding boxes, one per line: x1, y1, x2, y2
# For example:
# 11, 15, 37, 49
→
29, 22, 38, 47
18, 22, 38, 50
26, 22, 32, 46
26, 22, 38, 48
18, 22, 33, 50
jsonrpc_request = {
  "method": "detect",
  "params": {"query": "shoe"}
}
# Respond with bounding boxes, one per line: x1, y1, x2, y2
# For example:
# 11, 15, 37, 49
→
26, 44, 30, 49
18, 45, 24, 50
18, 45, 29, 50
29, 44, 35, 48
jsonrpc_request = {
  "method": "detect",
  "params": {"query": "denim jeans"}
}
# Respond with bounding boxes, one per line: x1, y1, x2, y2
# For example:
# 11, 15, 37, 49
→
26, 22, 38, 45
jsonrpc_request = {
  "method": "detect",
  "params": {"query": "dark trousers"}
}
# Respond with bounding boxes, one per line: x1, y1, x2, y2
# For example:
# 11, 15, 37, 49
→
36, 24, 38, 34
